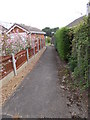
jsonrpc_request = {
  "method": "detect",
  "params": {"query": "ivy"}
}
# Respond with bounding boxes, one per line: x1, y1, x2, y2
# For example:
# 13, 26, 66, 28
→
69, 16, 89, 89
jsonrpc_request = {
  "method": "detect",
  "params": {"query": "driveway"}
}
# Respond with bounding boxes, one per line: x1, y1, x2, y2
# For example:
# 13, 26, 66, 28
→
2, 46, 71, 118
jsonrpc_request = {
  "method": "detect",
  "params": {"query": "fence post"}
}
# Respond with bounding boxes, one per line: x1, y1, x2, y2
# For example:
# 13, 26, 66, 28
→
12, 53, 17, 76
26, 48, 29, 62
30, 33, 31, 46
37, 39, 39, 52
33, 41, 35, 55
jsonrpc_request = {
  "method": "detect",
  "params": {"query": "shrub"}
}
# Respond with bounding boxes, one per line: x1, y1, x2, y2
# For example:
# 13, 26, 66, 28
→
45, 36, 51, 43
68, 56, 77, 72
55, 27, 73, 61
69, 16, 89, 89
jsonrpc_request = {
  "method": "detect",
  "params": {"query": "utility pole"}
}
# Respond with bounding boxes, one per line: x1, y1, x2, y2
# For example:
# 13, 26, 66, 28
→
30, 33, 31, 47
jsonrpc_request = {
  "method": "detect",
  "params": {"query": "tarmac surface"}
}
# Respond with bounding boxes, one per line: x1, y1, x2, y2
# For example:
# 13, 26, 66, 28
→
2, 46, 71, 118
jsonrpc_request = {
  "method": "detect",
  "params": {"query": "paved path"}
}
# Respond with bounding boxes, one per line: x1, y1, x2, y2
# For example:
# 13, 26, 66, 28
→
2, 46, 70, 118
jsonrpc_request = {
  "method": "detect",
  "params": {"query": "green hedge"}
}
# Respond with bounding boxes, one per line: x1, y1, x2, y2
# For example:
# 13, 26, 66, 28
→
55, 16, 89, 89
69, 16, 89, 89
55, 27, 73, 61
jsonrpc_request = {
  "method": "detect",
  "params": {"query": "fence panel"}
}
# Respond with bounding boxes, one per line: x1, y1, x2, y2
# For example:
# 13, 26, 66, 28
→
0, 38, 44, 80
0, 56, 13, 80
30, 48, 34, 57
15, 50, 27, 69
41, 39, 43, 48
35, 45, 38, 54
39, 39, 40, 50
28, 48, 31, 58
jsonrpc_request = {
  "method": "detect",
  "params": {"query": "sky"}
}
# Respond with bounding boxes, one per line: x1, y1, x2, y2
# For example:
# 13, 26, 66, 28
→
0, 0, 89, 29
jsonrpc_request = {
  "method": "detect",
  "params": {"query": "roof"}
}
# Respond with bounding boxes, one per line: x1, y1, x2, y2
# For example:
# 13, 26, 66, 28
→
0, 21, 13, 29
19, 23, 46, 34
66, 16, 85, 28
6, 23, 46, 35
2, 26, 8, 33
0, 25, 8, 34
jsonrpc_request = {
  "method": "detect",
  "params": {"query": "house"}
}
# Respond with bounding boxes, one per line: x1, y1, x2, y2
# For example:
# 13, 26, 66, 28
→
0, 21, 46, 44
6, 23, 46, 47
66, 16, 85, 28
0, 21, 13, 34
0, 22, 46, 55
0, 25, 8, 34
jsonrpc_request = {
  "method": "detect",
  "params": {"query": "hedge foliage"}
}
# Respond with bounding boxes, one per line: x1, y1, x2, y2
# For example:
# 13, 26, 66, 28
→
69, 16, 89, 89
54, 27, 73, 61
55, 16, 89, 89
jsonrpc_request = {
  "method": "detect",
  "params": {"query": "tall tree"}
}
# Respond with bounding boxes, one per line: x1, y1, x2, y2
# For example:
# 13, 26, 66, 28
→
42, 27, 59, 37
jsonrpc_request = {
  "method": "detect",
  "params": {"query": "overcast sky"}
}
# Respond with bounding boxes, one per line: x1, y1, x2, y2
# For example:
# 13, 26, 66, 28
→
0, 0, 89, 29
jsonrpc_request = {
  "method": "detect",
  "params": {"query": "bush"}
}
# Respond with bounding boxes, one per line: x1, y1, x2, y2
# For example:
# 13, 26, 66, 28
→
69, 16, 89, 89
45, 36, 51, 43
55, 27, 73, 61
68, 56, 77, 72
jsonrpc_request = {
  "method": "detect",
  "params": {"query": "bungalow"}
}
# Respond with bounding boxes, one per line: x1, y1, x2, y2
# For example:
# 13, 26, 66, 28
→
0, 21, 13, 34
0, 25, 7, 34
6, 23, 46, 47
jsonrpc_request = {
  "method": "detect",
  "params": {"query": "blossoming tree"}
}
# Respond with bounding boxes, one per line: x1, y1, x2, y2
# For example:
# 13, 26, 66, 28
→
0, 31, 30, 56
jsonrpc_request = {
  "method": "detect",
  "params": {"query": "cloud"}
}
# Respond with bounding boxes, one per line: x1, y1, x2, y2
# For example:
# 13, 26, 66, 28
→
0, 0, 88, 29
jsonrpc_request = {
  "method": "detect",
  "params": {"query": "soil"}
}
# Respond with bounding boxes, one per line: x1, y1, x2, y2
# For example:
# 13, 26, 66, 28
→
56, 51, 88, 118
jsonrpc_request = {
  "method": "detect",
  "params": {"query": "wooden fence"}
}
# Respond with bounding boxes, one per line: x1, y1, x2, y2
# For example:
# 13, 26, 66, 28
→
0, 39, 45, 80
0, 56, 13, 80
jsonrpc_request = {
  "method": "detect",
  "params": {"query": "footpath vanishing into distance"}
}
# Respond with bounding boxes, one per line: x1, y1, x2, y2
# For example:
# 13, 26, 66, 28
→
2, 46, 71, 118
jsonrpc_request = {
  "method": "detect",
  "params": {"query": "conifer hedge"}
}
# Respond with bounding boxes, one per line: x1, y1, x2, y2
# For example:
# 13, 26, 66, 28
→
54, 27, 73, 61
